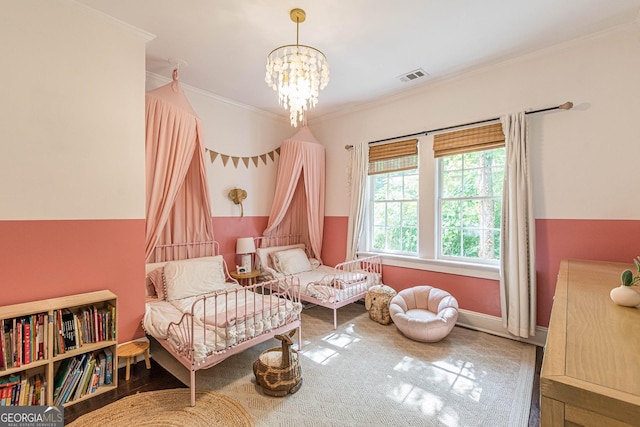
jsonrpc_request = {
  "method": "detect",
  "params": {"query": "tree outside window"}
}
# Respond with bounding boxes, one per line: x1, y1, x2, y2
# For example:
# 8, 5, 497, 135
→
438, 148, 504, 262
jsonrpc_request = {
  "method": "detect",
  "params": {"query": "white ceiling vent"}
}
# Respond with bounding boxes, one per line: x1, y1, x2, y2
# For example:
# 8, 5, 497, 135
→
397, 68, 429, 83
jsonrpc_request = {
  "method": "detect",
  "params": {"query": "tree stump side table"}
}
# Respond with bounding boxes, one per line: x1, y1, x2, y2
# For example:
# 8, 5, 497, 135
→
117, 341, 151, 380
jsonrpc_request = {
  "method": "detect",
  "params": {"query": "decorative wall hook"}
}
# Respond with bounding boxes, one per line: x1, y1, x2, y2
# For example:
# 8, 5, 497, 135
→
228, 188, 247, 217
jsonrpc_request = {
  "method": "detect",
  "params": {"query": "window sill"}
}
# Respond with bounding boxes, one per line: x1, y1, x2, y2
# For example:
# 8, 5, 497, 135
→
359, 252, 500, 281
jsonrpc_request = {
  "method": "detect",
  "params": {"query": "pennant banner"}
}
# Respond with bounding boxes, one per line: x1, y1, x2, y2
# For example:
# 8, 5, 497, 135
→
205, 147, 281, 169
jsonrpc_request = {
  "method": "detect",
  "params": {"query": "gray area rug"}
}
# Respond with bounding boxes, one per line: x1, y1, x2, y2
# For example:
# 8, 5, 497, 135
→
151, 303, 535, 427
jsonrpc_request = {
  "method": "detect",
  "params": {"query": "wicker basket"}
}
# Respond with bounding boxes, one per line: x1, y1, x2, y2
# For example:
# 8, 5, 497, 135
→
253, 347, 302, 397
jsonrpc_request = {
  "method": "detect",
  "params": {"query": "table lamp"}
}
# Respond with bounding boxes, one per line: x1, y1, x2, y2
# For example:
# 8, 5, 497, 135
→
236, 237, 256, 272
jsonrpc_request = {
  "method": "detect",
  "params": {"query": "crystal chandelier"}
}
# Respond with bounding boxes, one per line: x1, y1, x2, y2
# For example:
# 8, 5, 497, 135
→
265, 8, 330, 127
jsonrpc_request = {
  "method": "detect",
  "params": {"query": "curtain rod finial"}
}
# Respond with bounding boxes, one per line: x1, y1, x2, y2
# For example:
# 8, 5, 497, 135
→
345, 144, 353, 150
559, 101, 573, 110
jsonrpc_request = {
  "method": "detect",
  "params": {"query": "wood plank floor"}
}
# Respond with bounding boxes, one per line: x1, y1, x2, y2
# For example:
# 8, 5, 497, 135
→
65, 346, 543, 426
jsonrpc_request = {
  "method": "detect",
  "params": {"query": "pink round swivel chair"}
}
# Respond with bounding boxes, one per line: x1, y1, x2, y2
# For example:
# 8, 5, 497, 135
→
389, 286, 459, 342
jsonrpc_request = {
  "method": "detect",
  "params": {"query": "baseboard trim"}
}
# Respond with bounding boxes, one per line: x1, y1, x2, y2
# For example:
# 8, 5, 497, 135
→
457, 309, 547, 347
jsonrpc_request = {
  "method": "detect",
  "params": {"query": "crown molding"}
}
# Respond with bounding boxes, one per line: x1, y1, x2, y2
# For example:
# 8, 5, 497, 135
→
71, 0, 155, 42
146, 72, 288, 124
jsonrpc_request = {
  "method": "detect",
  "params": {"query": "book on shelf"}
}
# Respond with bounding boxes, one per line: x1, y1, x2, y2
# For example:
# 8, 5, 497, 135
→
55, 353, 85, 406
82, 308, 93, 344
90, 365, 100, 393
54, 310, 65, 356
0, 373, 45, 406
103, 348, 113, 385
29, 316, 35, 363
73, 355, 95, 401
36, 313, 46, 361
2, 326, 11, 370
0, 374, 20, 389
17, 377, 27, 406
73, 313, 80, 350
110, 303, 116, 340
97, 352, 106, 386
14, 318, 20, 368
52, 358, 74, 404
0, 319, 5, 370
61, 309, 76, 351
75, 315, 83, 347
22, 319, 30, 365
33, 375, 43, 406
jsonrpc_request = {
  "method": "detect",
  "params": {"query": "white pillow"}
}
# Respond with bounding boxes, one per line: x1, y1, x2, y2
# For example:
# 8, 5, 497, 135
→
145, 256, 227, 299
256, 244, 306, 272
272, 248, 312, 275
163, 256, 227, 301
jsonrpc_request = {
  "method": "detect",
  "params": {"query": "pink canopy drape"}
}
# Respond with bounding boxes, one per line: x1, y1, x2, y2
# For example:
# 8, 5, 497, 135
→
145, 79, 214, 262
263, 126, 325, 262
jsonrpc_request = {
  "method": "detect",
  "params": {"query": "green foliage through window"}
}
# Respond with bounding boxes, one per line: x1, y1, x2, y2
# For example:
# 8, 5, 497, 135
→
439, 148, 504, 262
370, 170, 418, 254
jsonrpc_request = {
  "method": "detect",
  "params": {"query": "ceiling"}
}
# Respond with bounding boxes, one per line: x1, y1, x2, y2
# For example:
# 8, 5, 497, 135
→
77, 0, 640, 121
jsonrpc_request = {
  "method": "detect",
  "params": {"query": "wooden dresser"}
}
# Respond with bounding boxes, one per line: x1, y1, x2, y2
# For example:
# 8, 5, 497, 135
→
541, 259, 640, 426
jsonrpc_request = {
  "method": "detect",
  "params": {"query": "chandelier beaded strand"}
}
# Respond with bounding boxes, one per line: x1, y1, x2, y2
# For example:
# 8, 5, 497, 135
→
265, 8, 330, 127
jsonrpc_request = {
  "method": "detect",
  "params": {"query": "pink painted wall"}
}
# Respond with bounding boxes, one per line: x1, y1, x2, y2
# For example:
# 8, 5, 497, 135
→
0, 219, 146, 342
321, 216, 348, 267
3, 216, 635, 343
211, 216, 269, 270
535, 219, 640, 327
319, 216, 640, 328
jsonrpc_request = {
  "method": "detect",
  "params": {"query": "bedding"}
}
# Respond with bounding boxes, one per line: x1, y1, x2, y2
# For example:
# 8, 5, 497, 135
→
257, 244, 381, 303
143, 284, 301, 363
256, 240, 383, 328
143, 242, 302, 406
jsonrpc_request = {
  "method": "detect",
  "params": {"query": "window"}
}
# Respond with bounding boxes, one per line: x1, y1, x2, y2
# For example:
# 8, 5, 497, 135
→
367, 139, 419, 255
364, 123, 505, 269
438, 148, 505, 263
370, 169, 418, 254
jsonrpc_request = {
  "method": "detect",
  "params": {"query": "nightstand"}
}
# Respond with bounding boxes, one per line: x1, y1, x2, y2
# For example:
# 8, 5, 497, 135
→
229, 269, 262, 286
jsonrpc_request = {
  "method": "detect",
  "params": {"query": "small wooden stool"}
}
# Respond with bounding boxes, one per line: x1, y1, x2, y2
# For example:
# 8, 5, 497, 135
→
117, 341, 151, 380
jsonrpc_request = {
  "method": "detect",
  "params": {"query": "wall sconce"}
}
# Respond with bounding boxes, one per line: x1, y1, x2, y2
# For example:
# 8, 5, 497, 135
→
236, 237, 256, 272
228, 188, 247, 217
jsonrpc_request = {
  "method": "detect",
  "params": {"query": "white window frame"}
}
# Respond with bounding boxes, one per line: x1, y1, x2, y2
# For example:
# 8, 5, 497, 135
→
436, 148, 504, 266
367, 169, 419, 256
361, 136, 500, 280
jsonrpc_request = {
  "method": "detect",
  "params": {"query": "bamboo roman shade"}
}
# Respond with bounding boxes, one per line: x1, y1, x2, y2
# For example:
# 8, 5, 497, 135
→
433, 123, 505, 158
368, 138, 418, 175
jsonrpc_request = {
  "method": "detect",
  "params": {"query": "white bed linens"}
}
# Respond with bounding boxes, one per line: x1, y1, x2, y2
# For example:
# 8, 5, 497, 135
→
143, 285, 302, 364
265, 265, 381, 303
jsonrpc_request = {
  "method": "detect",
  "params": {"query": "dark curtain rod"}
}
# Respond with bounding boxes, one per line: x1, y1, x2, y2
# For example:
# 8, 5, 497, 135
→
344, 101, 573, 149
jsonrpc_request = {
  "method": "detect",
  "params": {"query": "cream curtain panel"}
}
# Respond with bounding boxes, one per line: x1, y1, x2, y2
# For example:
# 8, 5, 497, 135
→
500, 112, 536, 338
145, 80, 214, 262
345, 142, 368, 261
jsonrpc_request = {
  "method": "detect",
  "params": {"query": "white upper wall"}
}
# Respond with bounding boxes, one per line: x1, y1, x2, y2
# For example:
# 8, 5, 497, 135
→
146, 74, 293, 217
0, 0, 151, 220
312, 23, 640, 220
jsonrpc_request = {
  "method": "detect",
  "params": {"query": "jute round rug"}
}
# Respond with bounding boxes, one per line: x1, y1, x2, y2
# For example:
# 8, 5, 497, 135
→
67, 389, 254, 427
